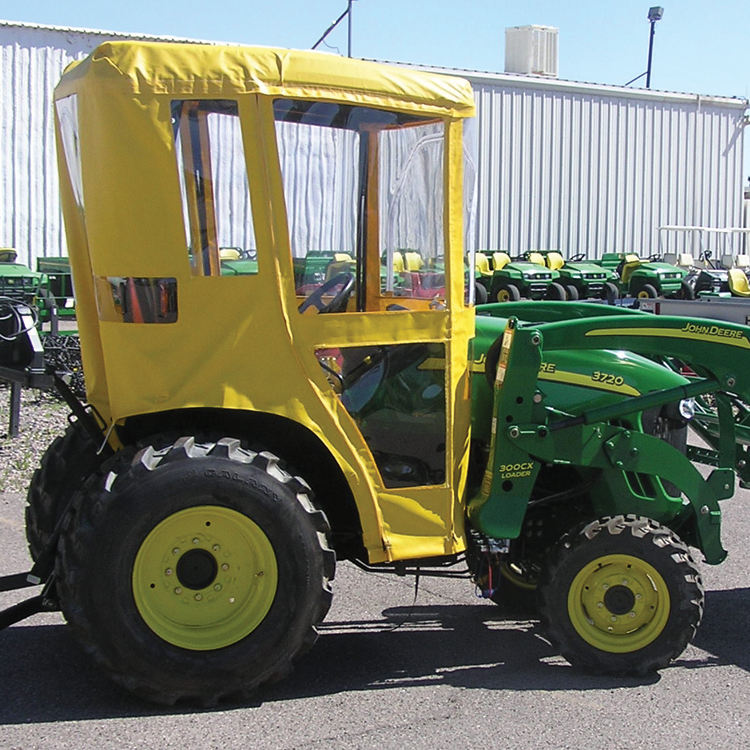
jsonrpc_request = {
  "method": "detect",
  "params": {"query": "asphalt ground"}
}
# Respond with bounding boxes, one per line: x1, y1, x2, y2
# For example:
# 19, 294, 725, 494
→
1, 484, 750, 750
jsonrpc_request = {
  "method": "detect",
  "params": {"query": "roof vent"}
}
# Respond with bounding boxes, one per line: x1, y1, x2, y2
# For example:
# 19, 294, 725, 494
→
504, 25, 559, 78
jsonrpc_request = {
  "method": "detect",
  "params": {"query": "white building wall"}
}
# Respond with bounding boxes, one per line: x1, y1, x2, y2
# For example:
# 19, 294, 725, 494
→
467, 73, 747, 258
0, 21, 200, 267
1, 20, 748, 268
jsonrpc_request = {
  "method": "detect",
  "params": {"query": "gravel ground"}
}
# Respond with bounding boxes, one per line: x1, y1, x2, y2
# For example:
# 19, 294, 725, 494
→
0, 383, 70, 494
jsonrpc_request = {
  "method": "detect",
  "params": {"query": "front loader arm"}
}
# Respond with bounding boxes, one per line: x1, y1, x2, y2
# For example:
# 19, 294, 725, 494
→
468, 310, 750, 564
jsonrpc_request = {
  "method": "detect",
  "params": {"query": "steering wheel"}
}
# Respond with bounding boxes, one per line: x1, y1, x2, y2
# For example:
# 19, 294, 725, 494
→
299, 272, 355, 314
568, 252, 585, 262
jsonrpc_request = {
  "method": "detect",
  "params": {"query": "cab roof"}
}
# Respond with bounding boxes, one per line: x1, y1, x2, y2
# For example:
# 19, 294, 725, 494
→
55, 41, 476, 119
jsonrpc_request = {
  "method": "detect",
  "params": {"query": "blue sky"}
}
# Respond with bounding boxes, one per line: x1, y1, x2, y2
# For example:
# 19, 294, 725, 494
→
3, 0, 749, 100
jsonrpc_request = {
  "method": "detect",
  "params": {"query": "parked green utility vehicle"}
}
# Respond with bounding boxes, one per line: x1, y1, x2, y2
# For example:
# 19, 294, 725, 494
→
535, 251, 620, 301
486, 251, 566, 302
597, 252, 694, 300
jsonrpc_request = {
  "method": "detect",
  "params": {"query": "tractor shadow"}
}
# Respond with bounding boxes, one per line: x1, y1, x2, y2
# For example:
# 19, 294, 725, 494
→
0, 586, 745, 723
0, 595, 662, 724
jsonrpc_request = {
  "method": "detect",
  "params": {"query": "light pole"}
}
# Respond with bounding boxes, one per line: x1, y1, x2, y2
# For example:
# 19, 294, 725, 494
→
645, 6, 664, 89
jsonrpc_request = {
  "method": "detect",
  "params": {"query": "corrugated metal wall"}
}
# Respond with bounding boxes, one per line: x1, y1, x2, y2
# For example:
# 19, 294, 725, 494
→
468, 73, 747, 258
0, 22, 192, 267
1, 21, 747, 269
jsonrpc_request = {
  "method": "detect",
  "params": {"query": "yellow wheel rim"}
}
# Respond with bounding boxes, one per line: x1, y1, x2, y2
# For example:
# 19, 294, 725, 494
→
133, 505, 278, 650
567, 553, 670, 653
637, 289, 652, 298
497, 289, 511, 302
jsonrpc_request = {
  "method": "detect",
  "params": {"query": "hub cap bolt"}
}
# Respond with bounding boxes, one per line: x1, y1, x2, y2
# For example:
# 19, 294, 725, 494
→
195, 594, 202, 601
172, 548, 180, 555
165, 568, 173, 576
174, 587, 182, 595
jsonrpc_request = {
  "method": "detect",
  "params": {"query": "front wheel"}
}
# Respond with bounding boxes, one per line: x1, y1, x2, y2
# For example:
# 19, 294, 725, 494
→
537, 515, 703, 676
495, 283, 521, 302
603, 281, 620, 304
636, 283, 659, 299
56, 436, 335, 705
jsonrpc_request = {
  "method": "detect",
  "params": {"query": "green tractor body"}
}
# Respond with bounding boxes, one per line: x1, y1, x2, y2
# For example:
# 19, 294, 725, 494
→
2, 41, 749, 706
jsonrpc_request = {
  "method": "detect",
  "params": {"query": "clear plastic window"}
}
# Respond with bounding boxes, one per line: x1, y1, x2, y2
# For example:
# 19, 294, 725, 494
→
316, 343, 447, 487
55, 95, 85, 211
172, 101, 258, 277
94, 276, 178, 323
273, 100, 447, 313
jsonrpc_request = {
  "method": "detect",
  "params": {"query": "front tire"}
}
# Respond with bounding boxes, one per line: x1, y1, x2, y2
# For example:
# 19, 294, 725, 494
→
495, 283, 521, 302
57, 436, 335, 705
537, 515, 703, 676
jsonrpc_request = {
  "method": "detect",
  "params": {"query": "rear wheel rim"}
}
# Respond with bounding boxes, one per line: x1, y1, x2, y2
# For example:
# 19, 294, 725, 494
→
567, 553, 670, 653
132, 505, 278, 650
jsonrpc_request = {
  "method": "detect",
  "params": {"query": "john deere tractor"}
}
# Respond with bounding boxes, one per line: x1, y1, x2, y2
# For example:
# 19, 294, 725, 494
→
3, 41, 750, 706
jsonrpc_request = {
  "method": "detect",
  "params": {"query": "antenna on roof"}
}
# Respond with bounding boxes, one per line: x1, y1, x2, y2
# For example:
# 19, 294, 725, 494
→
312, 1, 358, 57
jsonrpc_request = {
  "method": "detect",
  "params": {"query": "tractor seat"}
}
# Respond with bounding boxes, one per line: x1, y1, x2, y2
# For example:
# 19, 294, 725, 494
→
475, 252, 492, 276
492, 252, 511, 270
527, 252, 546, 267
546, 252, 565, 270
391, 252, 405, 274
677, 253, 695, 268
620, 254, 642, 283
404, 251, 423, 272
219, 247, 241, 260
0, 248, 18, 262
326, 258, 354, 280
728, 269, 750, 297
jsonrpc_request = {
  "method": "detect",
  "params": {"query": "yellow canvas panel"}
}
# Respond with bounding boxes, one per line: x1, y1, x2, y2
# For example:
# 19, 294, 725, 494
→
54, 41, 476, 563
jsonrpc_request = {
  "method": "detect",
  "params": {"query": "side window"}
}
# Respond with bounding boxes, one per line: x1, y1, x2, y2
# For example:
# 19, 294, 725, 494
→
273, 100, 446, 313
173, 100, 258, 277
316, 343, 447, 487
55, 95, 85, 211
378, 122, 446, 302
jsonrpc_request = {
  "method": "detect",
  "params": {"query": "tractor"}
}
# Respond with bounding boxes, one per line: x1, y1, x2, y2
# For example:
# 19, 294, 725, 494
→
2, 41, 750, 706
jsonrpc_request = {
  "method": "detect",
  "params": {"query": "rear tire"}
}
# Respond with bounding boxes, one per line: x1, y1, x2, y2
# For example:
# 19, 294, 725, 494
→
26, 421, 103, 560
537, 515, 703, 676
565, 285, 580, 301
546, 282, 566, 301
56, 435, 335, 705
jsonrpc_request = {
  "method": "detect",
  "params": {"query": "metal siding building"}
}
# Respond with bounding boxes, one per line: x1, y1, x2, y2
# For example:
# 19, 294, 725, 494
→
0, 21, 203, 268
465, 72, 747, 258
1, 20, 748, 268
